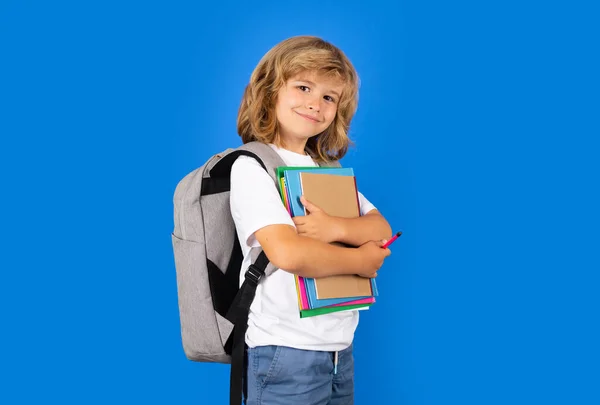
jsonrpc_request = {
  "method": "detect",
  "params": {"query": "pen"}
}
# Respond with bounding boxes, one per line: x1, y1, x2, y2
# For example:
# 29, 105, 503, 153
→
382, 231, 402, 249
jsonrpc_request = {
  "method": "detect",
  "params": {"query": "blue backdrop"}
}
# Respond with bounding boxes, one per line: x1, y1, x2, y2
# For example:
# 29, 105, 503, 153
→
1, 1, 598, 404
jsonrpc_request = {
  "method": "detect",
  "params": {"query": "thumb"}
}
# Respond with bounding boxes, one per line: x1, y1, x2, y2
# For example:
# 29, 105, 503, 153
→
300, 196, 321, 213
379, 239, 392, 256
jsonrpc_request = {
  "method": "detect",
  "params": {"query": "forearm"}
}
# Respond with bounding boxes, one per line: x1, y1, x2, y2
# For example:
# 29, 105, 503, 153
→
274, 235, 364, 278
334, 212, 392, 246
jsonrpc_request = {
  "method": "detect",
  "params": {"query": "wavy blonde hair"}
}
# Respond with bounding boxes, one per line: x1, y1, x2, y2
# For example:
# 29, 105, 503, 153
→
237, 36, 359, 162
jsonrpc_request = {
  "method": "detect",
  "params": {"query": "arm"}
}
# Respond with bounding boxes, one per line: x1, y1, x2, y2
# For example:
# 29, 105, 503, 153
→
334, 209, 393, 247
230, 156, 389, 278
254, 223, 389, 279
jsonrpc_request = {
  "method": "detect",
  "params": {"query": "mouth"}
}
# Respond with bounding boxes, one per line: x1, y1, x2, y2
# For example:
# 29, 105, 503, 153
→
295, 111, 321, 123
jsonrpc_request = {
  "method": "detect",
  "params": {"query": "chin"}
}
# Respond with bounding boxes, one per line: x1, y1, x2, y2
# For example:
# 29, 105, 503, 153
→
304, 133, 321, 141
287, 131, 317, 140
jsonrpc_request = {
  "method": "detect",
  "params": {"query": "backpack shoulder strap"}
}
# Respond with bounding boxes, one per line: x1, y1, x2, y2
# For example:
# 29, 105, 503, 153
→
235, 141, 287, 181
209, 141, 286, 183
214, 142, 285, 405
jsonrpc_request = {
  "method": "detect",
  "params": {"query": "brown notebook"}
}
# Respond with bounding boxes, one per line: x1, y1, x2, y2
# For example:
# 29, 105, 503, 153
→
299, 172, 373, 300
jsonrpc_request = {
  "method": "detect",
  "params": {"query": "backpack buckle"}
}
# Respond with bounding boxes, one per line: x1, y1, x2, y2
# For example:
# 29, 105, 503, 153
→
245, 264, 263, 285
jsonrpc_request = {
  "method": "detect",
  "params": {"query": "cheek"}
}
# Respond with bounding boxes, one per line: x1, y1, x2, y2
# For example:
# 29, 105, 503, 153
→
275, 97, 291, 120
323, 108, 338, 125
285, 93, 303, 108
275, 90, 295, 113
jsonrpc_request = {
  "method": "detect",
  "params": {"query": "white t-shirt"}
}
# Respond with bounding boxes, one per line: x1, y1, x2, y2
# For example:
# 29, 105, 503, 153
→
229, 143, 376, 351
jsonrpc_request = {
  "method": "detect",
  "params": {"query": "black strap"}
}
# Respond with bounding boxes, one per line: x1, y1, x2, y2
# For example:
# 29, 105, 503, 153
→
201, 150, 269, 196
227, 250, 269, 405
209, 147, 270, 404
210, 150, 267, 178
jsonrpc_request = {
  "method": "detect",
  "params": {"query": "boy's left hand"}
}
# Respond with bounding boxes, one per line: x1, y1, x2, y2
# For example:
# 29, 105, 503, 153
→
292, 196, 342, 243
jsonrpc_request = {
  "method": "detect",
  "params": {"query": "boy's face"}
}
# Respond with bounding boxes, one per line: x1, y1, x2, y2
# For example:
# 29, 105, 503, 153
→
275, 71, 344, 147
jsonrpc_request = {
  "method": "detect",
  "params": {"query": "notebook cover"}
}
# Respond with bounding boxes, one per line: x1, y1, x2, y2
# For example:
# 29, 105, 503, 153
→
280, 177, 292, 215
285, 168, 354, 217
303, 277, 375, 308
294, 275, 302, 309
297, 275, 310, 310
299, 172, 360, 218
314, 276, 378, 298
313, 274, 374, 300
299, 172, 374, 299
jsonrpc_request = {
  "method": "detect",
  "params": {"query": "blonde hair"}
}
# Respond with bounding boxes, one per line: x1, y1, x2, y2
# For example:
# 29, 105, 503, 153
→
237, 36, 359, 162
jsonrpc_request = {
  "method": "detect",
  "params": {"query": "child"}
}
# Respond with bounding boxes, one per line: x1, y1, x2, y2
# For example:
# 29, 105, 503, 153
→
230, 35, 393, 405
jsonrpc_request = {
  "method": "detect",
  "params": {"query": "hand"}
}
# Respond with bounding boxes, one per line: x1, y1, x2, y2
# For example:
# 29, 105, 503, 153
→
356, 240, 391, 278
292, 196, 342, 243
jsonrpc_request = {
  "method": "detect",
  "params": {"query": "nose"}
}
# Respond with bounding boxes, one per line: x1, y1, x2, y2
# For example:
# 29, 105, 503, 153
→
305, 95, 321, 112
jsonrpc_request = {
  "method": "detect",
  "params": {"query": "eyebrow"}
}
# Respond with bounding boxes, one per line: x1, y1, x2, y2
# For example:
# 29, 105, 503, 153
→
295, 79, 341, 98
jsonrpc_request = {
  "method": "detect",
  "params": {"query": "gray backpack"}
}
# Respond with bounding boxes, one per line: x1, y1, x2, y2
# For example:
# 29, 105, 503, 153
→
171, 141, 339, 405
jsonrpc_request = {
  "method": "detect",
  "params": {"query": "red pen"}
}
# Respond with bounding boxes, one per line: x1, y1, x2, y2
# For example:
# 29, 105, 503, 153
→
382, 231, 402, 249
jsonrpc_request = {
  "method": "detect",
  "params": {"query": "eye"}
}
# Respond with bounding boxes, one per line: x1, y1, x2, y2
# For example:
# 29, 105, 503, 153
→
297, 85, 310, 92
324, 95, 336, 103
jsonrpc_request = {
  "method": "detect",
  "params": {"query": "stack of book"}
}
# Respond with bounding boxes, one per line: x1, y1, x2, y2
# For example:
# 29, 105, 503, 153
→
277, 166, 379, 318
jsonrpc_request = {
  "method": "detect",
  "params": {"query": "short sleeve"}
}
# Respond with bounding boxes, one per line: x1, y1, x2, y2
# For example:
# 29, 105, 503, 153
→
358, 191, 377, 215
230, 156, 295, 248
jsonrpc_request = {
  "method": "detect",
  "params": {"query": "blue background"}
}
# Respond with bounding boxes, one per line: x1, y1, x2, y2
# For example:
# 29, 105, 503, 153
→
1, 0, 598, 404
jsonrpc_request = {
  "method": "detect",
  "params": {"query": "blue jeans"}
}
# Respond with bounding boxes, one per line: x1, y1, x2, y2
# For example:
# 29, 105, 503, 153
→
245, 344, 354, 405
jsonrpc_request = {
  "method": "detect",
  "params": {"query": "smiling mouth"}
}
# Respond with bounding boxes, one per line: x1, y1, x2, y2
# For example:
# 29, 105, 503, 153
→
296, 112, 321, 123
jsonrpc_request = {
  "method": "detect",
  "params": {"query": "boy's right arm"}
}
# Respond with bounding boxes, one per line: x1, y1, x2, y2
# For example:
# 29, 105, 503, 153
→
254, 224, 390, 278
230, 155, 390, 279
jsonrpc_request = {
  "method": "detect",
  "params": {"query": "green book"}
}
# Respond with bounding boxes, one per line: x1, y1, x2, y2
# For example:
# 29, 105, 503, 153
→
276, 166, 322, 180
300, 303, 372, 318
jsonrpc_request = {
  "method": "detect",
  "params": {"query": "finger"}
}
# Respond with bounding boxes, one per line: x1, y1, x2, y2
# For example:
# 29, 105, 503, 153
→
300, 196, 321, 213
375, 239, 386, 247
294, 216, 308, 225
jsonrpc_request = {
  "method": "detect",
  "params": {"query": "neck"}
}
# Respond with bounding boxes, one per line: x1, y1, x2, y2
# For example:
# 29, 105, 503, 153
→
278, 137, 308, 155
